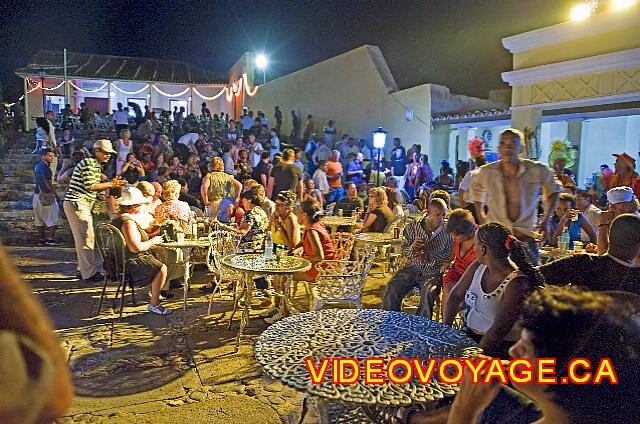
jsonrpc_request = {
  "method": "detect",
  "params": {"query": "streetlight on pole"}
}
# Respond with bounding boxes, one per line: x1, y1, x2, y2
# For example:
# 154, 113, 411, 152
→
38, 68, 47, 114
372, 127, 388, 187
255, 54, 268, 85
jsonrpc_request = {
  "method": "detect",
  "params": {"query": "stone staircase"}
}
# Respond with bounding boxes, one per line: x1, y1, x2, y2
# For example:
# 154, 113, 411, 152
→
0, 129, 112, 245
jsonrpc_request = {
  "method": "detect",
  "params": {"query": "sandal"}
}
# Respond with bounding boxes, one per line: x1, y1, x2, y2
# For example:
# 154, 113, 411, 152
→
147, 304, 173, 315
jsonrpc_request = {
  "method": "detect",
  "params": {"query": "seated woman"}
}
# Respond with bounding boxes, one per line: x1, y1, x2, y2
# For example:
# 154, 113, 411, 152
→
292, 201, 336, 280
409, 286, 640, 424
260, 190, 302, 319
302, 177, 325, 208
154, 180, 194, 234
441, 208, 476, 306
132, 181, 160, 235
119, 153, 146, 184
361, 187, 395, 233
214, 188, 268, 251
551, 192, 596, 248
270, 190, 301, 251
443, 222, 543, 357
265, 200, 336, 324
111, 186, 171, 315
385, 187, 404, 218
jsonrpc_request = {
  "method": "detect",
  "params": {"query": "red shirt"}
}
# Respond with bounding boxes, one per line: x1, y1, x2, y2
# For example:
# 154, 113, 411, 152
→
442, 239, 476, 289
302, 221, 336, 279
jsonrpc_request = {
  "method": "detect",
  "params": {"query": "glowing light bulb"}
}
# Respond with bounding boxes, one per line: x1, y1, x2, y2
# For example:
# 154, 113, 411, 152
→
255, 54, 268, 70
570, 3, 593, 20
612, 0, 637, 9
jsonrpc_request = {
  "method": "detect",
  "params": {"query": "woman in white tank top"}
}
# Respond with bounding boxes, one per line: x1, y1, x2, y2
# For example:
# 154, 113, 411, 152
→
115, 129, 133, 175
443, 222, 543, 357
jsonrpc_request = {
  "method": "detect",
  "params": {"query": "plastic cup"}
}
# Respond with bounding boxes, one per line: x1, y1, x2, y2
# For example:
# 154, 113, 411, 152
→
573, 241, 584, 254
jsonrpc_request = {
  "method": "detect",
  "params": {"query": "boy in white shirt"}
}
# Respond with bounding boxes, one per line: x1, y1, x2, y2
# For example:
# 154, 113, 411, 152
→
312, 160, 330, 195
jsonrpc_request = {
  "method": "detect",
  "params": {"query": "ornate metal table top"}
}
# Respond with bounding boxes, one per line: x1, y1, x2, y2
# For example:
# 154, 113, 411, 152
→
322, 216, 358, 227
222, 253, 312, 275
354, 232, 404, 245
159, 238, 211, 249
255, 309, 480, 407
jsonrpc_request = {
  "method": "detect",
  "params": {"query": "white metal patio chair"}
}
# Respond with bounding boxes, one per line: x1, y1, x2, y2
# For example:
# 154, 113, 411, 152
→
308, 255, 374, 311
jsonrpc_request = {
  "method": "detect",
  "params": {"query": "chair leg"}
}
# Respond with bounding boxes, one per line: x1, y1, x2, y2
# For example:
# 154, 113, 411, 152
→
96, 276, 109, 316
355, 299, 362, 310
227, 281, 243, 330
129, 280, 136, 306
312, 298, 324, 311
118, 279, 126, 319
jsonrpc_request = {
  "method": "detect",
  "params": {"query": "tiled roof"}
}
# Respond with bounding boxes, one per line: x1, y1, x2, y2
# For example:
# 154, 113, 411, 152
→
15, 50, 224, 85
432, 108, 511, 122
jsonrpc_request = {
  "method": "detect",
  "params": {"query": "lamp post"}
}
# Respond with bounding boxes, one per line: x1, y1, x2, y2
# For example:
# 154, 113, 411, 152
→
38, 68, 46, 114
255, 54, 268, 85
372, 127, 388, 187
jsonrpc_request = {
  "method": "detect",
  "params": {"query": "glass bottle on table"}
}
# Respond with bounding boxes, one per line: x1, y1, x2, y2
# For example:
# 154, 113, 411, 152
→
264, 233, 274, 258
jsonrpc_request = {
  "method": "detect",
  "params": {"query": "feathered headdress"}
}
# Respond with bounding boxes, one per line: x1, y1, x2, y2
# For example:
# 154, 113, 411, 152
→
548, 139, 575, 169
467, 137, 486, 159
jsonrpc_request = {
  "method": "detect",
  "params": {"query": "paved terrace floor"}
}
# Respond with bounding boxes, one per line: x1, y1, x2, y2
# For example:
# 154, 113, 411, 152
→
10, 246, 391, 424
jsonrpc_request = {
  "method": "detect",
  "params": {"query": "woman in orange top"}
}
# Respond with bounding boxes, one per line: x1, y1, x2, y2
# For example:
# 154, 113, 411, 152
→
294, 200, 336, 282
441, 209, 477, 306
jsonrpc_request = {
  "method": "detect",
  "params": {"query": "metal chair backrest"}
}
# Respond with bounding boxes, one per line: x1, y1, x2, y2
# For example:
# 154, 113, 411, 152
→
96, 223, 127, 283
325, 202, 336, 216
329, 232, 355, 260
190, 206, 205, 218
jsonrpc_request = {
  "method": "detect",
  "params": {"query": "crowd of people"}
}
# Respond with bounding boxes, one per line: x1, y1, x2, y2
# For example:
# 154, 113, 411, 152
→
24, 102, 640, 422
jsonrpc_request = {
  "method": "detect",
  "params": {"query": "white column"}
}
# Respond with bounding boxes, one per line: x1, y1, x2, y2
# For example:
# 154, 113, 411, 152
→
567, 120, 583, 184
511, 108, 543, 158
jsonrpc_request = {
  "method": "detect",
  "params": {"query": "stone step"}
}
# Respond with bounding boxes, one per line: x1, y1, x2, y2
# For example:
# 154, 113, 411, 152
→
0, 176, 39, 184
1, 168, 35, 177
0, 219, 73, 245
0, 209, 40, 220
1, 162, 39, 173
0, 187, 67, 202
2, 153, 42, 162
0, 200, 36, 210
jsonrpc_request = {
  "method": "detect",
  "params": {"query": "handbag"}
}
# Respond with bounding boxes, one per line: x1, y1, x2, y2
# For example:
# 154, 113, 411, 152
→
38, 192, 56, 207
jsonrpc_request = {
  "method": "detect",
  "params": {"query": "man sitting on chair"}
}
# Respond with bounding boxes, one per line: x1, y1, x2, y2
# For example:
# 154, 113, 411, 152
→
382, 198, 453, 317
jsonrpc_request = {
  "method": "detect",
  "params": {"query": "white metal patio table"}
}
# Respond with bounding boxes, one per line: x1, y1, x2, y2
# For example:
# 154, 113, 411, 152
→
222, 253, 311, 352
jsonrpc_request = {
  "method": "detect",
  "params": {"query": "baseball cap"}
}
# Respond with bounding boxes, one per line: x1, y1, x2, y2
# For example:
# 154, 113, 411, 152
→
93, 139, 117, 154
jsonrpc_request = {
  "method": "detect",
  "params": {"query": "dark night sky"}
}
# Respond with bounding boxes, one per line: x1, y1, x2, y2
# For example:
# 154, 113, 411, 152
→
0, 0, 576, 102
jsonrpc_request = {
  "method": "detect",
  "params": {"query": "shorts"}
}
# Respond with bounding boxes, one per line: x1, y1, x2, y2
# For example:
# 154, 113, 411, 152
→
33, 193, 60, 227
127, 253, 164, 287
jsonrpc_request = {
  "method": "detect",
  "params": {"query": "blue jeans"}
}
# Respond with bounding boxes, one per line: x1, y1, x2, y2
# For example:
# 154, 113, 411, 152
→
327, 186, 344, 204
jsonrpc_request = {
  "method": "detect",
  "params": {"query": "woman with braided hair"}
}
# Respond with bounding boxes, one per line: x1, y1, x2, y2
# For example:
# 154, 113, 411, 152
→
443, 222, 543, 357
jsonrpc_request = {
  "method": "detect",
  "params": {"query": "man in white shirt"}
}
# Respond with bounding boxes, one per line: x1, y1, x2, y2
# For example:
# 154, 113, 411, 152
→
246, 133, 263, 168
257, 111, 270, 129
470, 129, 561, 257
312, 139, 332, 165
178, 131, 205, 154
269, 128, 281, 160
457, 156, 486, 219
112, 103, 130, 134
312, 160, 330, 195
576, 189, 601, 242
240, 111, 254, 138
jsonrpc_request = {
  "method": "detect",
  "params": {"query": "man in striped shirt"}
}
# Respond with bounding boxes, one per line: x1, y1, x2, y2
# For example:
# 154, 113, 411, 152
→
63, 140, 127, 281
382, 198, 453, 316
